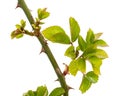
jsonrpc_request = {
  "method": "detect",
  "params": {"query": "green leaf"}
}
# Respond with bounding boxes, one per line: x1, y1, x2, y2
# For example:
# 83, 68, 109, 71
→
37, 8, 50, 20
11, 31, 16, 39
64, 45, 76, 59
20, 19, 26, 28
79, 75, 92, 93
69, 60, 78, 76
94, 32, 103, 40
78, 35, 87, 51
80, 71, 99, 93
94, 39, 108, 47
41, 12, 49, 20
69, 17, 80, 42
77, 58, 86, 73
16, 33, 24, 39
83, 48, 108, 59
76, 46, 81, 51
86, 28, 95, 44
49, 87, 65, 96
42, 26, 70, 44
15, 24, 21, 30
37, 8, 42, 19
25, 90, 35, 96
69, 58, 86, 76
36, 86, 48, 96
86, 71, 99, 83
23, 90, 36, 96
82, 45, 96, 58
94, 49, 108, 59
88, 56, 102, 75
11, 30, 24, 39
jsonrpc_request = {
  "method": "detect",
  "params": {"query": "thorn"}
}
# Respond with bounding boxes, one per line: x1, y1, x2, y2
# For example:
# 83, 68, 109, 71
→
67, 85, 74, 90
39, 47, 45, 54
15, 3, 21, 9
54, 78, 59, 82
63, 63, 69, 76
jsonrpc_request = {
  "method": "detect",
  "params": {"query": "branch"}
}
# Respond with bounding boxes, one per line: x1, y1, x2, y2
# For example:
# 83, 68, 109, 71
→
17, 0, 68, 95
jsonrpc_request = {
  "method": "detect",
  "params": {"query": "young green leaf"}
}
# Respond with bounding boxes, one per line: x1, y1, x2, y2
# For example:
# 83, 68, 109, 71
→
86, 28, 95, 44
94, 32, 103, 40
88, 56, 102, 75
78, 35, 87, 51
94, 39, 108, 47
36, 86, 48, 96
37, 8, 50, 20
86, 71, 99, 83
79, 75, 92, 93
11, 30, 24, 39
11, 31, 16, 39
49, 87, 65, 96
69, 17, 80, 42
64, 45, 76, 59
20, 19, 26, 28
37, 8, 42, 19
42, 26, 71, 44
76, 46, 81, 51
15, 24, 21, 30
82, 45, 96, 58
83, 47, 108, 59
28, 90, 35, 96
41, 11, 49, 20
23, 90, 35, 96
16, 33, 24, 39
69, 60, 78, 76
69, 58, 86, 76
77, 58, 86, 73
94, 49, 108, 59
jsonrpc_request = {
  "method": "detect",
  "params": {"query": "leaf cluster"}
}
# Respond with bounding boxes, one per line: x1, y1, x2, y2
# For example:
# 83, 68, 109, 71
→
11, 8, 50, 39
23, 86, 65, 96
11, 19, 26, 39
42, 17, 108, 93
32, 8, 50, 31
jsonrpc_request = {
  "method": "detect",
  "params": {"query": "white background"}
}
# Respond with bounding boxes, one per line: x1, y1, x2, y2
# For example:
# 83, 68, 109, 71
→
0, 0, 119, 96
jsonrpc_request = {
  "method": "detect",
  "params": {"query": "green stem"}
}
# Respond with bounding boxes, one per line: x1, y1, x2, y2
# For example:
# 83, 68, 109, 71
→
17, 0, 68, 95
17, 0, 34, 28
